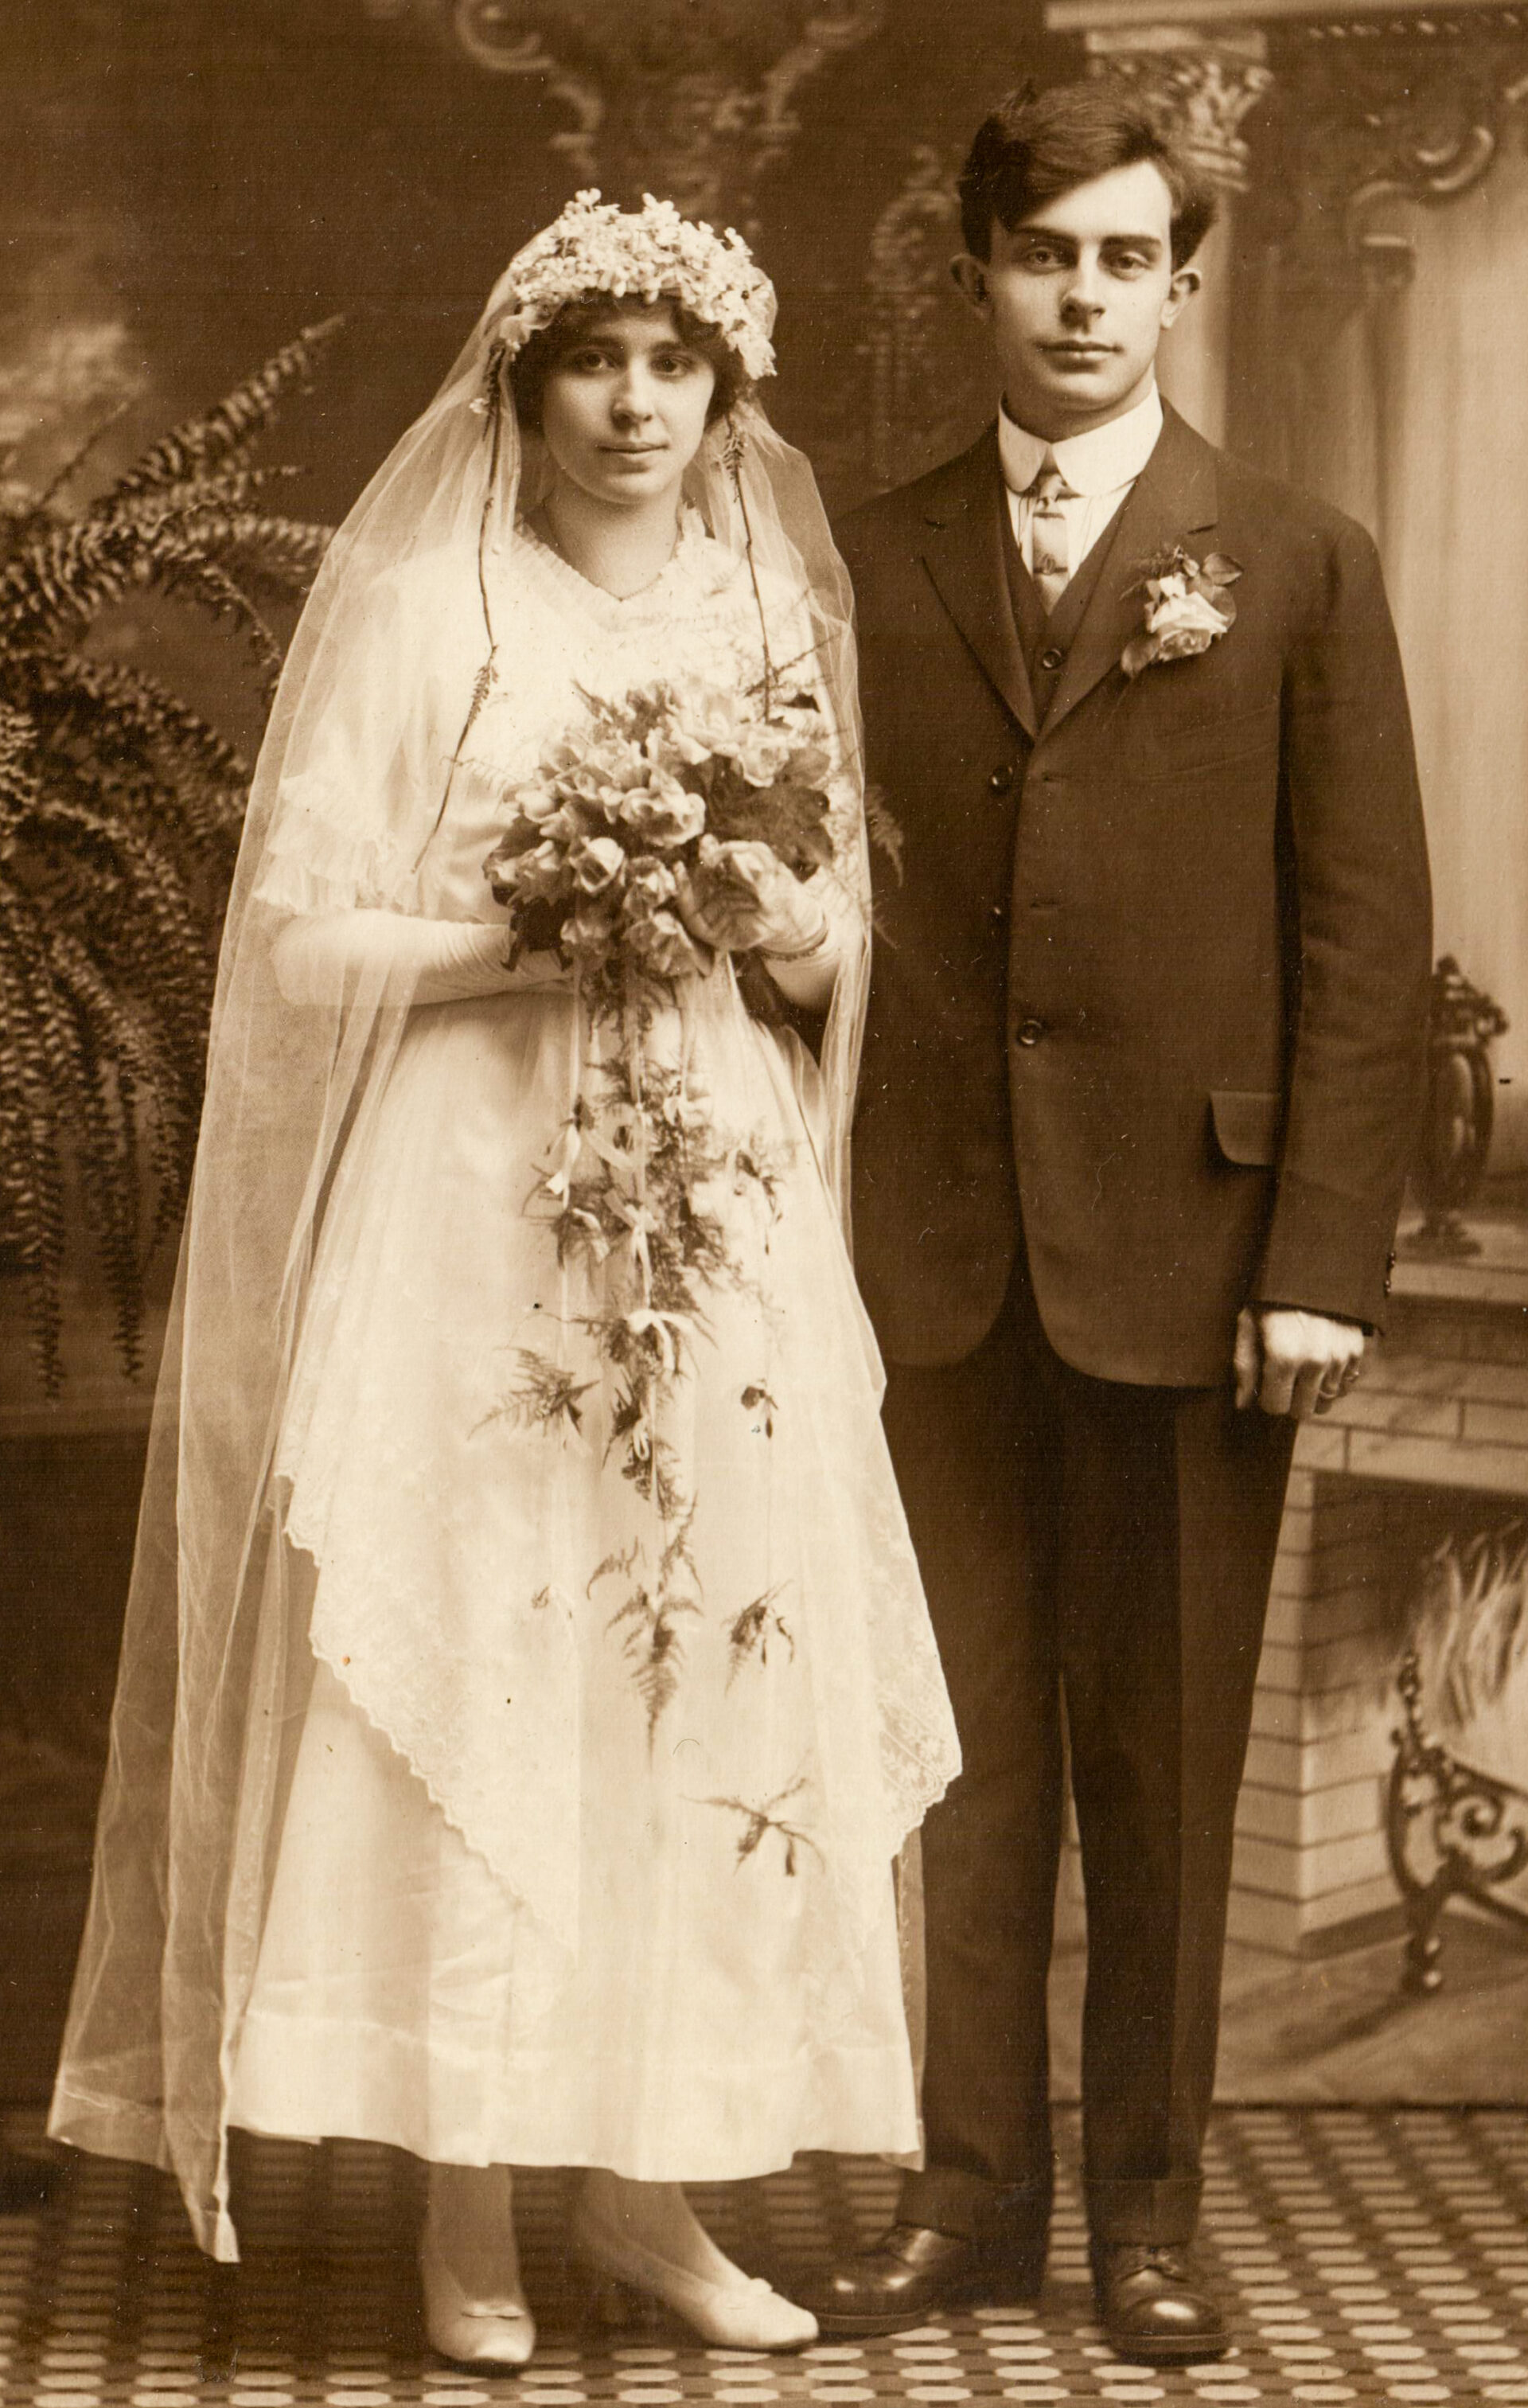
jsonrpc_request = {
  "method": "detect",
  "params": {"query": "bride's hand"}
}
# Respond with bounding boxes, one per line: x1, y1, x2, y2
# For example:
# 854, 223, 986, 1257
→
675, 842, 828, 959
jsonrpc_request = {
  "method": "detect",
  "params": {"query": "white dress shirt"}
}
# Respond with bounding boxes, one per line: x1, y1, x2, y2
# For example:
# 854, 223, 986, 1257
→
999, 385, 1163, 596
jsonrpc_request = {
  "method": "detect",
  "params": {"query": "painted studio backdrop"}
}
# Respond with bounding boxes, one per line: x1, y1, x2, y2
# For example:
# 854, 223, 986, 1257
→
3, 0, 1527, 2111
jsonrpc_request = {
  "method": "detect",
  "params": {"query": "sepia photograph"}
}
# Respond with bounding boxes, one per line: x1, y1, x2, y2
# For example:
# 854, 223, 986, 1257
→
1, 2, 1526, 2400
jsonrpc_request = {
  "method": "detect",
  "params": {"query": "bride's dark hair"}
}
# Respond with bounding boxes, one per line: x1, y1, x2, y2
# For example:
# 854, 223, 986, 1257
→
509, 293, 750, 433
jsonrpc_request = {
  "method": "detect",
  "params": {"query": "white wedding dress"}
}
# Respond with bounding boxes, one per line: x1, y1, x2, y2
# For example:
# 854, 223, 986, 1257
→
226, 517, 959, 2180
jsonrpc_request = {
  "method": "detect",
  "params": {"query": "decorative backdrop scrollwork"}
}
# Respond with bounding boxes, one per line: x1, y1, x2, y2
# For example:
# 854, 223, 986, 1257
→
1226, 11, 1528, 513
863, 146, 969, 491
362, 0, 886, 224
1247, 15, 1528, 307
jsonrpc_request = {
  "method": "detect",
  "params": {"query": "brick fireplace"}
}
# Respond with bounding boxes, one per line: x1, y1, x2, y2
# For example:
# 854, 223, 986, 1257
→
1231, 1212, 1528, 1954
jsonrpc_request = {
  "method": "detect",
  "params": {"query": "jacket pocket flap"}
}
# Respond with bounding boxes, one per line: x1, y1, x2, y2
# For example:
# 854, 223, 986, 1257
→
1210, 1088, 1284, 1166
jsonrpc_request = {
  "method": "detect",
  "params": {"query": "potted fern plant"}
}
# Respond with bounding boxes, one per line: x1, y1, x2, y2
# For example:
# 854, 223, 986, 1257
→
0, 321, 340, 1407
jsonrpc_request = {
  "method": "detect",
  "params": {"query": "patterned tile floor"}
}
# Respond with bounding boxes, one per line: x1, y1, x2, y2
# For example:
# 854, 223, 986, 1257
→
5, 2110, 1526, 2405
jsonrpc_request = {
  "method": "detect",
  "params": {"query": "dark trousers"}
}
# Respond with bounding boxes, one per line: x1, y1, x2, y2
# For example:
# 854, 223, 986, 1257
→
887, 1259, 1296, 2249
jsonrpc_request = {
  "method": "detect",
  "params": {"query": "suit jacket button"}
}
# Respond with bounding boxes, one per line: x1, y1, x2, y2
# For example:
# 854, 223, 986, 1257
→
988, 763, 1015, 793
1015, 1017, 1046, 1048
1039, 646, 1064, 673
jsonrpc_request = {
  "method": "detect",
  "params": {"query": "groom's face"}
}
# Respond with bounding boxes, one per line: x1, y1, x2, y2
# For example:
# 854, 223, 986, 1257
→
956, 159, 1197, 440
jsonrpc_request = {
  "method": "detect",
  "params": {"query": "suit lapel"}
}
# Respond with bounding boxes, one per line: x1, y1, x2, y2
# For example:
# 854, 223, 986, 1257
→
918, 431, 1038, 740
1042, 404, 1220, 737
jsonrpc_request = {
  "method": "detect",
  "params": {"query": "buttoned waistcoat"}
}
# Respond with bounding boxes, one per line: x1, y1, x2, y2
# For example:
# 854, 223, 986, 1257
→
836, 406, 1432, 1384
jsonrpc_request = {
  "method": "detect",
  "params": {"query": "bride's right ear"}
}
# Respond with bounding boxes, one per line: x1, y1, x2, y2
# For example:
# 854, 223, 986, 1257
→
950, 255, 992, 317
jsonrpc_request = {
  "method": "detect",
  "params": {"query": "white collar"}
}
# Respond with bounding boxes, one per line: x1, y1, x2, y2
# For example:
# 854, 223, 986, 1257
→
998, 384, 1163, 498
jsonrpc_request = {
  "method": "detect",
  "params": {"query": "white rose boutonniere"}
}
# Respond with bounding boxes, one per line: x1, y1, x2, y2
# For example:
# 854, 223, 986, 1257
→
1121, 546, 1242, 679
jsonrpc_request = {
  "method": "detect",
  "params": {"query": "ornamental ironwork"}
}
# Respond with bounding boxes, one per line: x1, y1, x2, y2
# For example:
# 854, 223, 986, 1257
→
1387, 1646, 1528, 1993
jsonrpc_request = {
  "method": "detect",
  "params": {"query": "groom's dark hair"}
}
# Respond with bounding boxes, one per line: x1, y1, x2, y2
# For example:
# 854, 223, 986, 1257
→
959, 80, 1218, 268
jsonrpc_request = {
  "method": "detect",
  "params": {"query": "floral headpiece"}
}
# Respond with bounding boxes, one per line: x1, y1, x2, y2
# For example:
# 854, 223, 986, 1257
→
490, 190, 777, 382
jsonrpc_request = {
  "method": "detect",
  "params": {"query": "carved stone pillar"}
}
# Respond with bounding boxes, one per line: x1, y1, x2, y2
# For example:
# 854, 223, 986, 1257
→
1074, 24, 1273, 446
360, 0, 885, 229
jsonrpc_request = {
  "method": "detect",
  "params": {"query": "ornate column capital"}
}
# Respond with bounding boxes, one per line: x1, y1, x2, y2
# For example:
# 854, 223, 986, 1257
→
1082, 25, 1273, 190
361, 0, 886, 225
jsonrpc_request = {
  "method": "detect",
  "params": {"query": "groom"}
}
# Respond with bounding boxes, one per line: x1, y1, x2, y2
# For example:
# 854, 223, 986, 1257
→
803, 83, 1431, 2363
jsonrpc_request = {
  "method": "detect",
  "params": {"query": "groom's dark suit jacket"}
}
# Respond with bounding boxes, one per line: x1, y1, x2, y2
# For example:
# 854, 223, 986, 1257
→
836, 404, 1432, 1386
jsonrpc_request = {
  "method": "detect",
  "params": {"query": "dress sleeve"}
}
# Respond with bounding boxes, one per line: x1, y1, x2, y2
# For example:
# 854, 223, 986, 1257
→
255, 560, 480, 916
271, 910, 566, 1009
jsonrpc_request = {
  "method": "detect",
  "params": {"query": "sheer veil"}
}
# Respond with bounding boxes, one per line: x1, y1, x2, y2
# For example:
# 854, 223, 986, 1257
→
49, 214, 875, 2260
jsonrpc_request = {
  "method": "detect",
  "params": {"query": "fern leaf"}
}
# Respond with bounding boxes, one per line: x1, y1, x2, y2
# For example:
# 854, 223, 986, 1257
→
221, 521, 334, 600
57, 984, 143, 1378
0, 515, 140, 642
103, 318, 343, 505
23, 794, 218, 1091
0, 899, 68, 1388
50, 926, 190, 1284
0, 701, 40, 824
18, 652, 249, 849
109, 463, 301, 520
150, 556, 283, 680
36, 398, 134, 513
864, 784, 905, 882
0, 319, 337, 1391
138, 503, 333, 602
38, 747, 240, 896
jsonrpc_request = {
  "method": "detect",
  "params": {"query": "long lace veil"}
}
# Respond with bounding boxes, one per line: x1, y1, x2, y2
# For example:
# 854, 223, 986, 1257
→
48, 232, 873, 2260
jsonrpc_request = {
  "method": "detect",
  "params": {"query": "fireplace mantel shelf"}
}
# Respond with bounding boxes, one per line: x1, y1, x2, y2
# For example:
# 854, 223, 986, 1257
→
1300, 1212, 1528, 1494
1391, 1212, 1528, 1309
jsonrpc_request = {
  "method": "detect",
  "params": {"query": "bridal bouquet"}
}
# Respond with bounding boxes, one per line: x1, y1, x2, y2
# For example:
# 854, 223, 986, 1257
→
480, 676, 840, 1735
484, 675, 836, 1008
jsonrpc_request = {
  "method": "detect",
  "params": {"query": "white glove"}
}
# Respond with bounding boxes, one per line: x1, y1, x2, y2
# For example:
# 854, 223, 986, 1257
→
271, 909, 563, 1009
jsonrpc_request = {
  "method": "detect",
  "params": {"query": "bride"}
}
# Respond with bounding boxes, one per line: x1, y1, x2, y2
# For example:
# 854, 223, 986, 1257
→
49, 194, 959, 2367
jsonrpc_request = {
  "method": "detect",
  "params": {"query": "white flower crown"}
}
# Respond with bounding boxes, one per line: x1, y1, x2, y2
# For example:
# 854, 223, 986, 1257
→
491, 190, 777, 383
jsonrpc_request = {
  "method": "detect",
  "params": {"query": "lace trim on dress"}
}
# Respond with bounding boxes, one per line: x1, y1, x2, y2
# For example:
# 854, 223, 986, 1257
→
258, 796, 423, 916
508, 505, 737, 630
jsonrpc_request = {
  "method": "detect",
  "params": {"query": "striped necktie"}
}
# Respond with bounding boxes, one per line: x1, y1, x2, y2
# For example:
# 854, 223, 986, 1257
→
1027, 453, 1075, 615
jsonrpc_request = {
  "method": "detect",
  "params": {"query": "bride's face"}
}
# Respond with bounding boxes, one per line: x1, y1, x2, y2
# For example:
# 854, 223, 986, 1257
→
539, 305, 718, 513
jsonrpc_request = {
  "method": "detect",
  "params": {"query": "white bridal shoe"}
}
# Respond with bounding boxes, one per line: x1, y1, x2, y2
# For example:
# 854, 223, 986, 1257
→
572, 2195, 818, 2351
419, 2223, 537, 2369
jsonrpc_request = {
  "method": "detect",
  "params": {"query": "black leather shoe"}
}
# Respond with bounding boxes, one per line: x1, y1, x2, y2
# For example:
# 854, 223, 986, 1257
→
798, 2221, 1045, 2337
1091, 2242, 1229, 2365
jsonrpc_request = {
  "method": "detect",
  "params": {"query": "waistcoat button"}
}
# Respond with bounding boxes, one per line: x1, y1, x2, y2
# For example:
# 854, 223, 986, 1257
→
1015, 1017, 1046, 1048
988, 763, 1015, 794
1039, 646, 1064, 673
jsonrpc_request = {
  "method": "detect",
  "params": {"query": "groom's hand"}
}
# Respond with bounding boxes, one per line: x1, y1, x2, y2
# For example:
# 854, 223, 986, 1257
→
1234, 1306, 1366, 1419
